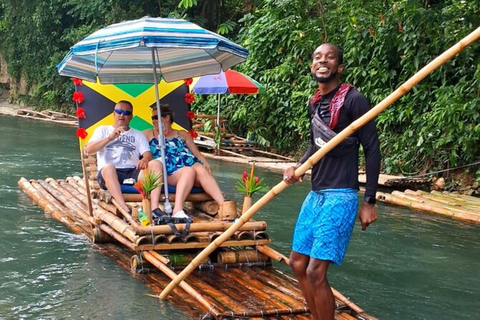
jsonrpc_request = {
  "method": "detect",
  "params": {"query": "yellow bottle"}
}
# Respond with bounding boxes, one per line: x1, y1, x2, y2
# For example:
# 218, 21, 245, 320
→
138, 208, 150, 226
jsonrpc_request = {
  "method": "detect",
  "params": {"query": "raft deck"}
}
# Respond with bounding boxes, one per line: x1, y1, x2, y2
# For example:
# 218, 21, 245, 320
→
18, 175, 377, 319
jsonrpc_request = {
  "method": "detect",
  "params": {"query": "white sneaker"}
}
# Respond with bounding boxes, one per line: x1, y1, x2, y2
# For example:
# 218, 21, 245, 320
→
173, 210, 189, 219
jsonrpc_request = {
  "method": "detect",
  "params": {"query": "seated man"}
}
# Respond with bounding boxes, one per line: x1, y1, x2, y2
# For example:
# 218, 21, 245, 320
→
85, 100, 163, 214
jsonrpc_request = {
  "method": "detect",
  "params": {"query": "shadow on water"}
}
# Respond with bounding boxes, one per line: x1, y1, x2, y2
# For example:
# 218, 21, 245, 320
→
1, 115, 480, 319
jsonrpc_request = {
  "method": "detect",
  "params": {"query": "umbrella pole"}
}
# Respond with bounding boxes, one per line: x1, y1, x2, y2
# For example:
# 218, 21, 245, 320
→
159, 26, 480, 299
152, 48, 172, 214
216, 94, 221, 129
216, 94, 221, 151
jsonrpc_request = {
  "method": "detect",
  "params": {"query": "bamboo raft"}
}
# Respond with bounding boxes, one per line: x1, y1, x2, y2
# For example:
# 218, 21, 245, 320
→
377, 189, 480, 224
15, 108, 77, 126
18, 174, 376, 319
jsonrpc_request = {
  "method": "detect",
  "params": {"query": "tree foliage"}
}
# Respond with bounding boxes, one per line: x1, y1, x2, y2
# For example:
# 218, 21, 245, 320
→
0, 0, 478, 178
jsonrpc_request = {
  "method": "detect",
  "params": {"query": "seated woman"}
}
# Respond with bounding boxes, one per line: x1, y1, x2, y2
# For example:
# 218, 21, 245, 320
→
144, 104, 225, 218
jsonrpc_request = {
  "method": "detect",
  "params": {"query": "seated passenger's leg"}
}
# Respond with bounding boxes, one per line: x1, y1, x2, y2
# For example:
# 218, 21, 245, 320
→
101, 163, 129, 213
167, 166, 195, 215
147, 159, 163, 211
192, 163, 225, 205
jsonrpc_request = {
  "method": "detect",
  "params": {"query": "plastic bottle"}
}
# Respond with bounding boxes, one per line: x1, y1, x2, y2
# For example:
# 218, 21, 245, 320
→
138, 208, 150, 226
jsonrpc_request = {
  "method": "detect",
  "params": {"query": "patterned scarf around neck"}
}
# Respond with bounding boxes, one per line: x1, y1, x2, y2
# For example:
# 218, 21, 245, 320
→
311, 83, 355, 129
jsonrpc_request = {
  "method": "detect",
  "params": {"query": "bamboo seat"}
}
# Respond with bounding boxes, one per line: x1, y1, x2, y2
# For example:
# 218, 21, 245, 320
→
82, 151, 213, 203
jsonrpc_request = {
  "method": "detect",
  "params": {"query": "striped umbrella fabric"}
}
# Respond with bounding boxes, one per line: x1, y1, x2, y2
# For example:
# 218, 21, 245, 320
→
57, 17, 248, 84
192, 69, 265, 94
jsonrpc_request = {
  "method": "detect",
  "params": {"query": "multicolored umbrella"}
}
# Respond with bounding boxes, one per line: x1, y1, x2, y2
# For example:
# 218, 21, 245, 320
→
192, 69, 265, 128
58, 16, 248, 212
192, 69, 265, 94
57, 17, 248, 84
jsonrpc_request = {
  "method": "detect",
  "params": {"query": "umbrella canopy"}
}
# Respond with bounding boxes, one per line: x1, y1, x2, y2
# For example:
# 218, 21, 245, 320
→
192, 69, 265, 94
57, 16, 248, 84
192, 69, 265, 133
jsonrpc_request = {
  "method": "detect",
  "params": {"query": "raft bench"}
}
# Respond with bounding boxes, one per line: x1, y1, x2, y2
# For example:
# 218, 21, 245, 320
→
82, 151, 213, 203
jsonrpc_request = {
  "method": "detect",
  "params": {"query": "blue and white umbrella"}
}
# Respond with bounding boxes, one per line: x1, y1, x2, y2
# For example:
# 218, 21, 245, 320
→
57, 16, 248, 84
57, 16, 249, 213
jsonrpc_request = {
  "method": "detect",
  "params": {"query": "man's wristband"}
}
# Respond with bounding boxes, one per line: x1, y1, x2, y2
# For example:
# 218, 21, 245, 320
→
364, 196, 376, 205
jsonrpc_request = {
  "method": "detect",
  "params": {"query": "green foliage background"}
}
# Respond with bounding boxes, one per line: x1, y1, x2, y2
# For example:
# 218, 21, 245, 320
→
0, 0, 478, 179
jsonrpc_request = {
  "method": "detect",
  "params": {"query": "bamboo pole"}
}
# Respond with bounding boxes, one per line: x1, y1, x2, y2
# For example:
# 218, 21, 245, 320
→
135, 220, 267, 236
160, 27, 480, 299
39, 179, 94, 226
257, 245, 290, 264
30, 180, 93, 235
93, 207, 138, 243
80, 150, 94, 216
141, 251, 220, 318
18, 178, 84, 234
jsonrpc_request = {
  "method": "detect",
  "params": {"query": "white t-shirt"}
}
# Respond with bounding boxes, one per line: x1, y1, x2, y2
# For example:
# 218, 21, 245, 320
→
90, 126, 150, 171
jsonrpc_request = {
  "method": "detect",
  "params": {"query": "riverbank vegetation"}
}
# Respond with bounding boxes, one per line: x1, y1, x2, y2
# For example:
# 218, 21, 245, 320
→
0, 0, 478, 188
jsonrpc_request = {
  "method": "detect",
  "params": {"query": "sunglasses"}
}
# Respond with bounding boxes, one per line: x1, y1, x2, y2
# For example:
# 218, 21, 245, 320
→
114, 109, 132, 116
151, 114, 167, 121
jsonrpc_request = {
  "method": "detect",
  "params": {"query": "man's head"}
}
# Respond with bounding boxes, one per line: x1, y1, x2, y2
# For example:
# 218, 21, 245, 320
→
113, 100, 133, 128
311, 43, 344, 84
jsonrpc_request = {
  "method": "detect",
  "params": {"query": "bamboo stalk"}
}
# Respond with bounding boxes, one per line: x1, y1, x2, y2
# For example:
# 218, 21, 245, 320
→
30, 180, 93, 235
18, 178, 84, 234
98, 224, 136, 251
217, 250, 269, 264
257, 245, 290, 264
93, 207, 138, 243
135, 238, 271, 252
80, 150, 94, 216
234, 230, 254, 241
66, 176, 88, 195
194, 200, 220, 215
400, 190, 480, 216
46, 178, 88, 212
111, 198, 141, 228
141, 251, 220, 318
135, 220, 267, 236
160, 27, 480, 298
39, 179, 93, 225
122, 192, 214, 203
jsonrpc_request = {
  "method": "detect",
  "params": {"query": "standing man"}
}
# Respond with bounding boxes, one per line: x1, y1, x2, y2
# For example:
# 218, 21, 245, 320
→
283, 43, 381, 320
85, 100, 163, 214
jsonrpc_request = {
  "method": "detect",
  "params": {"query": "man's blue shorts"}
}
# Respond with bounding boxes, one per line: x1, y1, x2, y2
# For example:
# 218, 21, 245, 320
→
292, 189, 358, 265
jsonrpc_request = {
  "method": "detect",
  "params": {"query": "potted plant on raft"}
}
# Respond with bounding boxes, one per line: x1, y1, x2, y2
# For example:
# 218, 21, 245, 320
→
236, 161, 268, 214
133, 169, 163, 225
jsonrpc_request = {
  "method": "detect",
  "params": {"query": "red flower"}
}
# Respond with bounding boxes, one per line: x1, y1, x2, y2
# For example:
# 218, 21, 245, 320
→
243, 171, 248, 181
73, 78, 83, 86
72, 91, 84, 104
186, 110, 195, 120
183, 78, 193, 86
76, 107, 86, 119
188, 129, 198, 139
76, 128, 88, 139
255, 177, 260, 184
184, 93, 195, 104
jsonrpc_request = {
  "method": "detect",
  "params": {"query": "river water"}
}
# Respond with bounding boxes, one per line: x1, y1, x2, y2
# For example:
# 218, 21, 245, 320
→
0, 115, 479, 319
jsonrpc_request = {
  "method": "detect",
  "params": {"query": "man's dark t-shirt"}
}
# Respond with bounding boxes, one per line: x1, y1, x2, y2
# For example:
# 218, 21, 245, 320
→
299, 85, 381, 199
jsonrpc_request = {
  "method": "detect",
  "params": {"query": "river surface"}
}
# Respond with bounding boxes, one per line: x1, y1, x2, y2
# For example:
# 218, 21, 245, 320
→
0, 115, 479, 319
